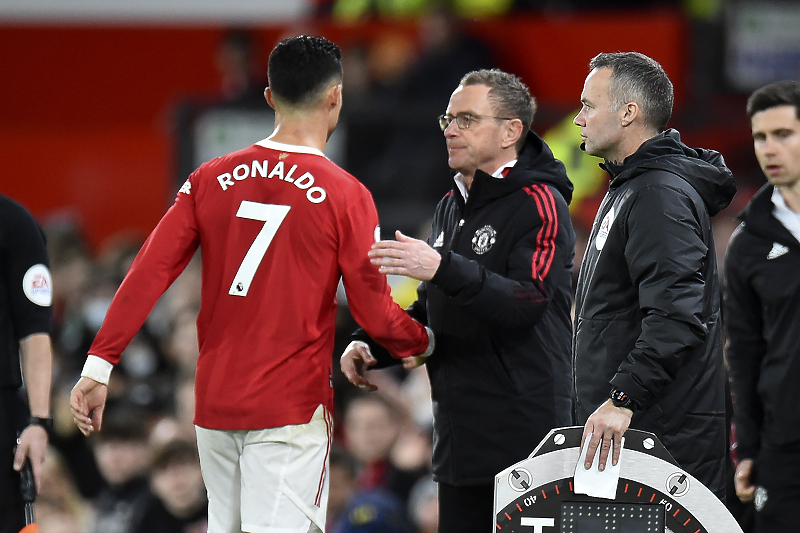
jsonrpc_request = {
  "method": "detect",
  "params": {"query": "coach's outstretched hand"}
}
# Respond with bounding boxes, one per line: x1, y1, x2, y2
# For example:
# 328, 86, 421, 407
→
70, 377, 108, 436
369, 231, 441, 281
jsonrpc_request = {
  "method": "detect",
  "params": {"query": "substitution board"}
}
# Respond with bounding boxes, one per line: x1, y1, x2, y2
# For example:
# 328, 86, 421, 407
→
494, 426, 742, 533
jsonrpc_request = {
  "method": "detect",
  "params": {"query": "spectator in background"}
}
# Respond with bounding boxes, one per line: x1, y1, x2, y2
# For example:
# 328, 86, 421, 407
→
215, 29, 267, 108
134, 439, 208, 533
34, 444, 94, 533
149, 374, 198, 446
408, 476, 438, 533
343, 7, 495, 236
327, 446, 359, 530
343, 392, 428, 507
330, 491, 413, 533
88, 406, 152, 533
71, 35, 433, 533
400, 7, 494, 106
330, 0, 431, 21
342, 68, 575, 533
327, 0, 512, 20
174, 29, 268, 189
0, 195, 54, 533
35, 449, 93, 532
725, 80, 800, 530
344, 393, 401, 493
45, 218, 95, 379
339, 30, 436, 235
572, 52, 735, 500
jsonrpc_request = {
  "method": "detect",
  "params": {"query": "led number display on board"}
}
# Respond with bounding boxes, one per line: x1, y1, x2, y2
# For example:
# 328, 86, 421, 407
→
494, 427, 743, 533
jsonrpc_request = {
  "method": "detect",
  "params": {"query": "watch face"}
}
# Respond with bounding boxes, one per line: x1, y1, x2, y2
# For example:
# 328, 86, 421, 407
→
611, 389, 632, 409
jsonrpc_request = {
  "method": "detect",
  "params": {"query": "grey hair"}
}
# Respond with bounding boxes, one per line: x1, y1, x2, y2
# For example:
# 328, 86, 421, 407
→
589, 52, 673, 133
460, 68, 536, 154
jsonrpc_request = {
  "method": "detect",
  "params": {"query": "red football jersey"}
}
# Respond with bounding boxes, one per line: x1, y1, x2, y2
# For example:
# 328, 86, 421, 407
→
89, 139, 429, 430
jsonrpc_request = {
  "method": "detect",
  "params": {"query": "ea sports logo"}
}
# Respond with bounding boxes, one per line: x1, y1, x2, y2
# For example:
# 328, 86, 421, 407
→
23, 264, 52, 307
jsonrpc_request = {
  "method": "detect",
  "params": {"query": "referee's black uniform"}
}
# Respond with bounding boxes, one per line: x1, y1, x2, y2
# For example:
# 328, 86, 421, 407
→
0, 195, 52, 532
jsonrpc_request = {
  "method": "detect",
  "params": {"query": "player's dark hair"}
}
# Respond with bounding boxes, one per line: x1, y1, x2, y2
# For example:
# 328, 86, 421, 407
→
589, 52, 673, 133
460, 68, 536, 154
268, 35, 343, 107
747, 80, 800, 121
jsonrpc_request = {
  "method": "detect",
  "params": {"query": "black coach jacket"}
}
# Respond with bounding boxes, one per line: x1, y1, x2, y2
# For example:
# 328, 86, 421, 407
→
572, 129, 736, 499
725, 184, 800, 460
355, 132, 575, 485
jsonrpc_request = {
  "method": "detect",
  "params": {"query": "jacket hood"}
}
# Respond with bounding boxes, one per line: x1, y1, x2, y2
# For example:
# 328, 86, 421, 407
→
459, 131, 573, 211
602, 129, 737, 216
515, 131, 574, 205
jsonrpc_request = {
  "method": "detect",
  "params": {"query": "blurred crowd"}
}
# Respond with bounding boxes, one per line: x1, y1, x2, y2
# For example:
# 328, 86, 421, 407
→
311, 0, 683, 20
29, 3, 772, 532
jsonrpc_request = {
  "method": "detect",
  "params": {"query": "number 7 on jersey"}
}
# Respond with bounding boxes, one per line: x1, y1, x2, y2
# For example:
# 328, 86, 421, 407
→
229, 201, 291, 297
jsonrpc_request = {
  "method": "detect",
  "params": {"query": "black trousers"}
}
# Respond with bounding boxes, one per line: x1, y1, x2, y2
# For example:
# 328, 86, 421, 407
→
438, 481, 494, 533
752, 449, 800, 532
0, 389, 26, 533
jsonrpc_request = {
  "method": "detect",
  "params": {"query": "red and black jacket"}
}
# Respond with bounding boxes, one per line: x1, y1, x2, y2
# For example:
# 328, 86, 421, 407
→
354, 131, 575, 486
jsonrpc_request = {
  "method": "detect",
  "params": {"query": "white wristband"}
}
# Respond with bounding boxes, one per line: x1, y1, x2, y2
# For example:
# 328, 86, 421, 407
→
81, 355, 114, 385
421, 326, 435, 358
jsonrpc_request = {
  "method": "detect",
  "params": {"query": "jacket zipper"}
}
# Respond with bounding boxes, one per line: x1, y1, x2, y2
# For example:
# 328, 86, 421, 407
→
452, 217, 465, 249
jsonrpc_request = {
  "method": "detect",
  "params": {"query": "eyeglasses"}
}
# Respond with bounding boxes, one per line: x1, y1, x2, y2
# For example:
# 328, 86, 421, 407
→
438, 112, 514, 131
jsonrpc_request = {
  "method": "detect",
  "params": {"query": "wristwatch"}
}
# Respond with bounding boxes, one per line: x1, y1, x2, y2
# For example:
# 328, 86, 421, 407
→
29, 416, 54, 435
609, 387, 635, 411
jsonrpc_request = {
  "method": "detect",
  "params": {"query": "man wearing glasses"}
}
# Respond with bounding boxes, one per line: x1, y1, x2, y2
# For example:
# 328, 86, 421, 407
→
341, 69, 575, 533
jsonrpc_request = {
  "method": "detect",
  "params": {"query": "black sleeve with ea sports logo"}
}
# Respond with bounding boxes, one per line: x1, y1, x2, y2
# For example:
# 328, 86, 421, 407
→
0, 195, 52, 389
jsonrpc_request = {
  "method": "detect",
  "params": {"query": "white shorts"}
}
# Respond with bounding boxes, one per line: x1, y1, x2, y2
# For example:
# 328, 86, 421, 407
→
195, 405, 333, 533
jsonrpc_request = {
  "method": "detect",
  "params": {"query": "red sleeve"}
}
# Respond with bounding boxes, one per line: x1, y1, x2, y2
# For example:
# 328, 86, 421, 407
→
89, 185, 200, 365
337, 186, 429, 359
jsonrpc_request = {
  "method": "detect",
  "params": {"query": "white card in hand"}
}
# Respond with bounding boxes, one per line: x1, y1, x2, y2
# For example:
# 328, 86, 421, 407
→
573, 433, 625, 499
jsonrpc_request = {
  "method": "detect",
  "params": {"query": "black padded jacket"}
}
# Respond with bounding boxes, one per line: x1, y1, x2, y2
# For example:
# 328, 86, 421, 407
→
572, 129, 736, 500
724, 184, 800, 460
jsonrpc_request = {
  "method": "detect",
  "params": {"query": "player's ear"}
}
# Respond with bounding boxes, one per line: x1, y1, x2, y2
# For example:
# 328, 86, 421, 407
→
326, 83, 342, 110
264, 87, 276, 110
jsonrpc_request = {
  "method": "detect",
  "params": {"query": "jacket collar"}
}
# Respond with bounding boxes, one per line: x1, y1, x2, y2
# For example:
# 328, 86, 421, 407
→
453, 159, 517, 202
452, 131, 573, 215
739, 183, 800, 249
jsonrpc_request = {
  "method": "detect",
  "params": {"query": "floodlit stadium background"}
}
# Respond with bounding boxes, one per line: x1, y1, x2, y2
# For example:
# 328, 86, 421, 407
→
4, 0, 798, 250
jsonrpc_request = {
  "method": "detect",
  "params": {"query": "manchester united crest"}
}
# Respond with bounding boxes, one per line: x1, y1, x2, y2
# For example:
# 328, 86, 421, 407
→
472, 225, 496, 254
